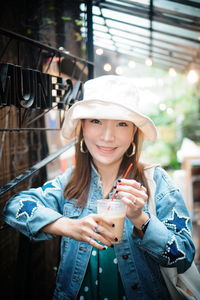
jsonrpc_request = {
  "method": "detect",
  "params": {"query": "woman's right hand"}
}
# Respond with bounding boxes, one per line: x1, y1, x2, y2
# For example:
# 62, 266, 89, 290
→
42, 214, 116, 250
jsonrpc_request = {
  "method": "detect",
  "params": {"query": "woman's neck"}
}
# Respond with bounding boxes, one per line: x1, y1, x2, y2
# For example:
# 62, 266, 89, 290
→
94, 162, 120, 198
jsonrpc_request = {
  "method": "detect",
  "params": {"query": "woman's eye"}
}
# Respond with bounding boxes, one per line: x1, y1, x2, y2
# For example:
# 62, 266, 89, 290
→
90, 119, 100, 124
118, 122, 128, 127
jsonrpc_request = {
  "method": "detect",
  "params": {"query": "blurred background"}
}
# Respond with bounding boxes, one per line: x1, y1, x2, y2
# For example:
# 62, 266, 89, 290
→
0, 0, 200, 299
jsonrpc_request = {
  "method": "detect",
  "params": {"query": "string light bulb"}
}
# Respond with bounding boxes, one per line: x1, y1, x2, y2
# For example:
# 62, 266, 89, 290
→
96, 48, 104, 55
169, 67, 177, 77
145, 56, 153, 67
103, 63, 112, 72
115, 66, 123, 75
187, 69, 199, 84
128, 60, 136, 68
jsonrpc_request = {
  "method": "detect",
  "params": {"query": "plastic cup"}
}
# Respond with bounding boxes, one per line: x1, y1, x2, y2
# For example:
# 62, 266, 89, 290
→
97, 199, 126, 244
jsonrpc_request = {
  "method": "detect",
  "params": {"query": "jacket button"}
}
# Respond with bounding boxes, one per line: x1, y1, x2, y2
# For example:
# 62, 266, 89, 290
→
131, 283, 138, 290
122, 254, 129, 259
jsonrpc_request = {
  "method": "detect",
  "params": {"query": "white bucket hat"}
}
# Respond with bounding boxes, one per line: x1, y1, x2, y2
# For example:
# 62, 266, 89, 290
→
62, 75, 158, 143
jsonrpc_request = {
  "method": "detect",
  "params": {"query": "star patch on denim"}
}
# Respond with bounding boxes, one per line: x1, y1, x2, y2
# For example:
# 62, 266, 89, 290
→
163, 237, 185, 264
41, 179, 60, 194
164, 209, 190, 235
16, 199, 38, 219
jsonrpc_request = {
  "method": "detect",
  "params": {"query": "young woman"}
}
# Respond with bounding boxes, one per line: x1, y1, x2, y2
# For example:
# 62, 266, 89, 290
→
3, 75, 195, 299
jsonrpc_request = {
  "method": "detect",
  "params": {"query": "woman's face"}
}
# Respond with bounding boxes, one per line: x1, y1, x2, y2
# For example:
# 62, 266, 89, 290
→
82, 119, 135, 168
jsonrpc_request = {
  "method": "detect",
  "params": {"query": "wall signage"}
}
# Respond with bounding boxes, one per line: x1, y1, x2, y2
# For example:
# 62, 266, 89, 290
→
0, 63, 83, 109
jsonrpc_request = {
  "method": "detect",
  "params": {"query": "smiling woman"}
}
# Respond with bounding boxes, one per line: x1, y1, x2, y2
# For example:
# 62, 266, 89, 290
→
3, 75, 197, 300
81, 118, 135, 198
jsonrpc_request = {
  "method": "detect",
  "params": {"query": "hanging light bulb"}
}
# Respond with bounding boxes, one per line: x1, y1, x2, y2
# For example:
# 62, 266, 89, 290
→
169, 67, 177, 77
145, 56, 153, 67
115, 66, 123, 75
96, 48, 104, 55
128, 60, 136, 68
103, 63, 112, 72
187, 69, 199, 84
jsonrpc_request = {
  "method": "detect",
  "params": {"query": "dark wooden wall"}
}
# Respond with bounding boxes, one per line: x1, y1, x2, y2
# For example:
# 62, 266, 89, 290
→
0, 1, 82, 299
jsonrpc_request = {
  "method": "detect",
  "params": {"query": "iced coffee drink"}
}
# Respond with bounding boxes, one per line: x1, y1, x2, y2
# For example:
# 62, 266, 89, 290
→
97, 199, 126, 244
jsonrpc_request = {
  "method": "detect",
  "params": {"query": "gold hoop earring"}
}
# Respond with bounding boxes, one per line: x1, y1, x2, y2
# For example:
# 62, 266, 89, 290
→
80, 138, 88, 153
126, 142, 135, 157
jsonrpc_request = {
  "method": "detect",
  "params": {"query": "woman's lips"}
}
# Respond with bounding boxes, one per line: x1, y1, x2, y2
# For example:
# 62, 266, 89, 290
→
96, 145, 117, 153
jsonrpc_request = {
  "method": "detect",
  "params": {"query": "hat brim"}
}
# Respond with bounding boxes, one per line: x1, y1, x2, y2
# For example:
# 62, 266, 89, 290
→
62, 99, 158, 143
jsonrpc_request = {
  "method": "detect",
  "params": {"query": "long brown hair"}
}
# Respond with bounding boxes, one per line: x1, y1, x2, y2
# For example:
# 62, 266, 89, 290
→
64, 127, 149, 206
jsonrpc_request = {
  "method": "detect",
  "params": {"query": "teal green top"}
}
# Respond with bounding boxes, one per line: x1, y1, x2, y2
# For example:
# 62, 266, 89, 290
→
78, 247, 127, 300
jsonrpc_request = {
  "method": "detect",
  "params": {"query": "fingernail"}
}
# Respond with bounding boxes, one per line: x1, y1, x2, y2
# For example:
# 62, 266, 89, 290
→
112, 223, 115, 227
110, 244, 114, 248
102, 247, 107, 250
114, 237, 118, 242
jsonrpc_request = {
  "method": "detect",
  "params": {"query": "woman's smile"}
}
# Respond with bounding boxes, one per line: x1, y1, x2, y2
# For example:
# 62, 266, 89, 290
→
96, 145, 117, 154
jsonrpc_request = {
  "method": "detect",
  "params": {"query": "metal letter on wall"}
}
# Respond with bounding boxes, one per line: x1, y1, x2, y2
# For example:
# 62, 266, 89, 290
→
17, 66, 36, 108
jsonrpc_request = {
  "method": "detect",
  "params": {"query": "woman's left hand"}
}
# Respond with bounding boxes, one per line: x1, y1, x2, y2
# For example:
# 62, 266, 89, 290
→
115, 178, 148, 222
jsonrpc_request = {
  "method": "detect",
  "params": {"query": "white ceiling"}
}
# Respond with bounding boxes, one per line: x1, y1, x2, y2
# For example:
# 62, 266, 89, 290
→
81, 0, 200, 73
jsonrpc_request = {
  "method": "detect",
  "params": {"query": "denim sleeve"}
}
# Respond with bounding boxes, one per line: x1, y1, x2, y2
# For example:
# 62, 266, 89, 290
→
2, 167, 73, 241
134, 166, 195, 273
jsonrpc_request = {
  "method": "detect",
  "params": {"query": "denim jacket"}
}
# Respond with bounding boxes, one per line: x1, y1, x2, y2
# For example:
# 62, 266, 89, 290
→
3, 165, 195, 300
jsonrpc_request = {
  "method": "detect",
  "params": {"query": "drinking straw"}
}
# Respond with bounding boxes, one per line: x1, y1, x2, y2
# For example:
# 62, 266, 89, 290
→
122, 162, 133, 179
111, 163, 133, 200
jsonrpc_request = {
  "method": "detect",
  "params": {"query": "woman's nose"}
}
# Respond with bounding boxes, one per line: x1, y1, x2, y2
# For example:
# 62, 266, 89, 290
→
101, 124, 115, 141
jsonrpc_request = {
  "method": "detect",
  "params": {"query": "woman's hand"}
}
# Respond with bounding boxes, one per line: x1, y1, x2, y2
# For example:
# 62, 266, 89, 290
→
41, 214, 116, 250
115, 178, 149, 229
